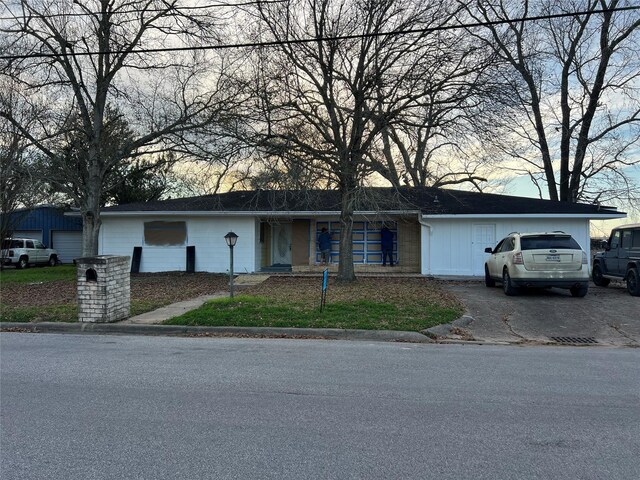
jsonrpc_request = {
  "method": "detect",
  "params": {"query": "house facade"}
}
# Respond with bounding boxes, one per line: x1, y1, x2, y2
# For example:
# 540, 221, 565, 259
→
98, 188, 625, 276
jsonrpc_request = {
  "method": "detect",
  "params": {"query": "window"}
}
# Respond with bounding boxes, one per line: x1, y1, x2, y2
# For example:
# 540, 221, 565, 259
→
633, 230, 640, 248
26, 240, 34, 248
144, 221, 187, 246
499, 238, 515, 252
609, 231, 621, 249
314, 220, 397, 264
621, 230, 633, 249
520, 235, 581, 250
2, 239, 23, 249
34, 241, 46, 249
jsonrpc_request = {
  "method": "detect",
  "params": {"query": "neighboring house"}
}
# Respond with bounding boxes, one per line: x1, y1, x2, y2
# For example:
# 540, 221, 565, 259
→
98, 188, 625, 276
1, 206, 83, 264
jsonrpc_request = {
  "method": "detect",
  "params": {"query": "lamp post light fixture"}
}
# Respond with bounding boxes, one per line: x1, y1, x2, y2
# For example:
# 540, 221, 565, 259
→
224, 231, 238, 298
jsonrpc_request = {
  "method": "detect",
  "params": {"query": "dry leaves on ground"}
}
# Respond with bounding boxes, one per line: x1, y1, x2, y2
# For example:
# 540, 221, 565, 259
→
2, 272, 230, 308
243, 276, 462, 309
2, 273, 462, 311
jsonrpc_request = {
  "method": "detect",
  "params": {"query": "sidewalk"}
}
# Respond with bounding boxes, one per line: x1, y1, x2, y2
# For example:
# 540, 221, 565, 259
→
122, 294, 225, 325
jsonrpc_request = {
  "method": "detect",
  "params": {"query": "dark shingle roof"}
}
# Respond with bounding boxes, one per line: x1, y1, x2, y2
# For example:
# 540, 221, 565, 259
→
101, 187, 621, 216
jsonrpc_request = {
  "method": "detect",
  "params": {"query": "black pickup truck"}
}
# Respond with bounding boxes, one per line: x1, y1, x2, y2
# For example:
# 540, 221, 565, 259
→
592, 224, 640, 296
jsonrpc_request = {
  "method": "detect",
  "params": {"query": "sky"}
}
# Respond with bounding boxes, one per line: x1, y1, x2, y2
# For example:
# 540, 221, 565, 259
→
504, 168, 640, 238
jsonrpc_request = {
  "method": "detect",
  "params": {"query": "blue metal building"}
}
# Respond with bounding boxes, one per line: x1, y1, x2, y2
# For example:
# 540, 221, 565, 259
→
3, 206, 83, 263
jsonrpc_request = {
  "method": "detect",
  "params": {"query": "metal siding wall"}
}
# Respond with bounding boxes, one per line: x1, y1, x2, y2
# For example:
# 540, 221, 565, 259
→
188, 217, 256, 273
10, 207, 82, 248
100, 216, 258, 273
426, 217, 591, 277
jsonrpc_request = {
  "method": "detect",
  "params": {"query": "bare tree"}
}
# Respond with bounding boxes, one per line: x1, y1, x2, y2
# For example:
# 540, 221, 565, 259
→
1, 0, 248, 256
253, 0, 459, 281
465, 0, 640, 204
365, 21, 497, 191
0, 77, 48, 250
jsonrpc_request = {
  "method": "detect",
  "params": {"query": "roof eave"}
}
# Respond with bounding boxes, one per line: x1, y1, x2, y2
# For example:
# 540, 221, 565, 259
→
421, 213, 626, 219
100, 210, 421, 217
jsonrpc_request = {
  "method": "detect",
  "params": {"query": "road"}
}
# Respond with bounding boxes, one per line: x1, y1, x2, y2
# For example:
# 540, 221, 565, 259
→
1, 333, 639, 480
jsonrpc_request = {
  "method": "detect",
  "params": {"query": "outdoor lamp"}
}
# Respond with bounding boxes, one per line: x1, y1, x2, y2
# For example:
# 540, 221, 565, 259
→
224, 231, 238, 298
224, 231, 238, 248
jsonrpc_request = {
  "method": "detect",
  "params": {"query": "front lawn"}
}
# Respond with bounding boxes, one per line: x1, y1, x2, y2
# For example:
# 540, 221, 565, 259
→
0, 268, 230, 323
0, 265, 77, 284
165, 276, 463, 332
1, 268, 464, 331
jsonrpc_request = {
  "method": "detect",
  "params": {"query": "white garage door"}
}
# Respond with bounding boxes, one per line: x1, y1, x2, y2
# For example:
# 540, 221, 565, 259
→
52, 231, 82, 264
13, 230, 43, 242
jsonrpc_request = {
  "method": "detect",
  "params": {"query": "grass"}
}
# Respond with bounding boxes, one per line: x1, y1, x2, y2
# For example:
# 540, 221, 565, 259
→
1, 266, 78, 322
0, 300, 169, 323
0, 305, 78, 323
0, 268, 230, 323
165, 277, 463, 332
0, 265, 77, 284
1, 267, 464, 331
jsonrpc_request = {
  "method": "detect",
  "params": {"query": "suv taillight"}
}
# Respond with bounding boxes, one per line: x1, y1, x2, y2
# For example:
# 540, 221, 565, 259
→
8, 250, 14, 256
582, 252, 588, 264
513, 252, 524, 264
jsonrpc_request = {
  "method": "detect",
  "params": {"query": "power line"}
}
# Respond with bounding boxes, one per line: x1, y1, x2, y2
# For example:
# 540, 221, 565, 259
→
0, 0, 287, 21
1, 5, 638, 61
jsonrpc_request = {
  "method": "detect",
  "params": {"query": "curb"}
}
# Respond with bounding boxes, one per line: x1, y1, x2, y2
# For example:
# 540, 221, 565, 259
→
0, 322, 434, 344
422, 314, 474, 338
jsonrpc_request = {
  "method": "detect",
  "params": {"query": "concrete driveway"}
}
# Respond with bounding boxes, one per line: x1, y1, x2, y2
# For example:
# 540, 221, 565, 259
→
439, 280, 639, 347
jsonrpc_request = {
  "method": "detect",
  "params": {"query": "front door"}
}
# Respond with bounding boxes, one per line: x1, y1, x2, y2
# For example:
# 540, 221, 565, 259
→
272, 223, 292, 265
472, 224, 496, 276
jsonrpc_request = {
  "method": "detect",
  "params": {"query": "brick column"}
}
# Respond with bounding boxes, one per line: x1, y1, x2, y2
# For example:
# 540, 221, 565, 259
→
76, 256, 131, 323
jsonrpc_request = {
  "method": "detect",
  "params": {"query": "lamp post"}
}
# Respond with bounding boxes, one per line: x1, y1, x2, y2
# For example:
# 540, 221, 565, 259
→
224, 231, 238, 298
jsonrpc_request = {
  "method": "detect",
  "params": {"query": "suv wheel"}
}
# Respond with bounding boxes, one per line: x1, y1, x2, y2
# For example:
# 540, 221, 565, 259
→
627, 268, 640, 296
502, 268, 518, 296
17, 256, 28, 269
484, 265, 495, 287
592, 263, 610, 287
570, 284, 588, 298
48, 255, 57, 267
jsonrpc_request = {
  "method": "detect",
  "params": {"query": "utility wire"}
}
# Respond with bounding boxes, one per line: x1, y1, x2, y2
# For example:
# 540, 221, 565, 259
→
1, 5, 638, 61
0, 0, 288, 21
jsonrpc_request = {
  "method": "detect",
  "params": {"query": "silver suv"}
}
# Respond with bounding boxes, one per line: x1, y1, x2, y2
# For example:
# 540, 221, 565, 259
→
484, 232, 589, 297
1, 238, 58, 269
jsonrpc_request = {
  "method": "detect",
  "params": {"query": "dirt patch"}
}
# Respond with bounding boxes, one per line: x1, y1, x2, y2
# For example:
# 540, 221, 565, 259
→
242, 275, 462, 308
2, 272, 230, 308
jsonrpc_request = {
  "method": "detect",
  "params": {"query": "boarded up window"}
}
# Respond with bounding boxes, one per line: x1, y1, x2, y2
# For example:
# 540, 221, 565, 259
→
144, 221, 187, 246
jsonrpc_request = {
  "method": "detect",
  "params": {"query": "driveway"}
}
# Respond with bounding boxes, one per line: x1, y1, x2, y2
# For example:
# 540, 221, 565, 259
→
440, 281, 639, 347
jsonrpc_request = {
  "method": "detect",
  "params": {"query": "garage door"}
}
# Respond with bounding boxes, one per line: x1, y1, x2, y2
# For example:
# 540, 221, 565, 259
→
52, 231, 82, 264
13, 230, 43, 242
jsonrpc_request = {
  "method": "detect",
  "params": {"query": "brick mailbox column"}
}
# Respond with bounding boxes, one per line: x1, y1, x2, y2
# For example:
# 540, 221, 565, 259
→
76, 255, 131, 323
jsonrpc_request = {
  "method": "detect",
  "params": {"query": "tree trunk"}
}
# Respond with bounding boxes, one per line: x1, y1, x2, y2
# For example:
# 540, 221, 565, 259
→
81, 198, 101, 258
336, 185, 356, 283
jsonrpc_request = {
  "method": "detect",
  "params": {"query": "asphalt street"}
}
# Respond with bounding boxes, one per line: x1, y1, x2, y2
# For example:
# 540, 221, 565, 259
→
1, 333, 639, 480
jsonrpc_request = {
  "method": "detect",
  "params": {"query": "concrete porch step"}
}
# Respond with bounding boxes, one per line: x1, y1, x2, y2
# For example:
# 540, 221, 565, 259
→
260, 264, 292, 273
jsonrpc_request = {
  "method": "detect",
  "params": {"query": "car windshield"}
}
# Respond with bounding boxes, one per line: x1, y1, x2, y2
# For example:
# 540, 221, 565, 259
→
2, 239, 22, 249
520, 235, 581, 250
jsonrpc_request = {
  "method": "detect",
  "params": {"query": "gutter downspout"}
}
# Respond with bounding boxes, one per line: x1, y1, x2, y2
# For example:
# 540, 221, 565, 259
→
417, 215, 433, 276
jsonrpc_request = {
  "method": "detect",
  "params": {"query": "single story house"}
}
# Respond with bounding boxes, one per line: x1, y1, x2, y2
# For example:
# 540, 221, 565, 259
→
2, 205, 83, 264
98, 188, 625, 276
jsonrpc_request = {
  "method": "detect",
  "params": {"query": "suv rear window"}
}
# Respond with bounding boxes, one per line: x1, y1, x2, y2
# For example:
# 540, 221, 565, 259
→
2, 239, 23, 249
520, 235, 581, 250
